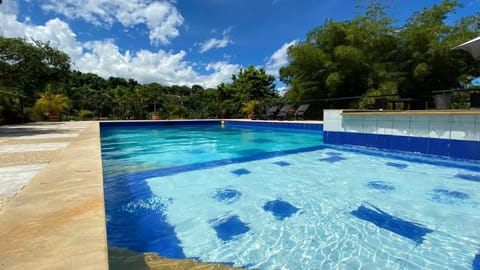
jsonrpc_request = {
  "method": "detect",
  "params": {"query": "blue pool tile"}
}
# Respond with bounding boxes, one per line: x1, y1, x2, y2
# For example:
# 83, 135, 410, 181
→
263, 200, 299, 220
427, 138, 450, 157
327, 131, 345, 145
449, 140, 480, 160
391, 136, 410, 152
455, 173, 480, 182
344, 132, 363, 146
386, 162, 408, 169
108, 203, 185, 258
351, 204, 433, 244
212, 189, 241, 204
427, 188, 470, 205
366, 181, 395, 191
376, 134, 392, 150
449, 140, 473, 160
469, 142, 480, 160
363, 133, 378, 148
319, 156, 347, 163
231, 168, 251, 176
473, 253, 480, 270
212, 215, 250, 241
409, 137, 428, 155
323, 131, 335, 144
326, 152, 342, 156
273, 161, 290, 167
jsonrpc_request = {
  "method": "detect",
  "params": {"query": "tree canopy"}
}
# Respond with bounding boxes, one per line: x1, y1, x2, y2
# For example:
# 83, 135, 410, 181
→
280, 0, 479, 109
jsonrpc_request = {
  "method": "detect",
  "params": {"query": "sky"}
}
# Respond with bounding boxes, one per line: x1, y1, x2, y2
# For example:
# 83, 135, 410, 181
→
0, 0, 478, 90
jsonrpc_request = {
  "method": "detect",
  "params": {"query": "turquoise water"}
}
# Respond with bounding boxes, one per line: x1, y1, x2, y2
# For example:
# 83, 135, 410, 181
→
101, 125, 322, 176
101, 123, 480, 270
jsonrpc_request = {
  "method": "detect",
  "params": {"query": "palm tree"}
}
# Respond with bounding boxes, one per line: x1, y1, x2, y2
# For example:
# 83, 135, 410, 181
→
241, 100, 259, 119
34, 84, 71, 120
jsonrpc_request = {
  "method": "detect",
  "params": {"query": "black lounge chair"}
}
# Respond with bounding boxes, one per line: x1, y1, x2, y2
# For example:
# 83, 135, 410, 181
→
294, 104, 310, 120
366, 98, 390, 110
260, 106, 279, 120
470, 93, 480, 109
275, 105, 293, 120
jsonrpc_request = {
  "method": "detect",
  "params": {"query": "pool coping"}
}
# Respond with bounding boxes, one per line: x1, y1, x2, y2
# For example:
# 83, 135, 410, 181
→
0, 121, 108, 270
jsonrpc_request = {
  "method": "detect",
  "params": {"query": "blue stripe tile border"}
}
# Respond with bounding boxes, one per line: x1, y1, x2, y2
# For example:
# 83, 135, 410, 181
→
351, 204, 433, 244
106, 145, 326, 182
225, 121, 323, 131
322, 144, 480, 173
323, 131, 480, 161
100, 120, 220, 128
100, 120, 323, 132
455, 173, 480, 182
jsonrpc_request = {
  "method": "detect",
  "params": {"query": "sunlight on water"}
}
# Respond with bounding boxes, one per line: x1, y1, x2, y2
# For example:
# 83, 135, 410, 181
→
101, 124, 480, 270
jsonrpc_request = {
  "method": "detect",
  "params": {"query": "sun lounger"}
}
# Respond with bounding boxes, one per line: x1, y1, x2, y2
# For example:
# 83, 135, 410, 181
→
294, 104, 310, 120
275, 105, 293, 120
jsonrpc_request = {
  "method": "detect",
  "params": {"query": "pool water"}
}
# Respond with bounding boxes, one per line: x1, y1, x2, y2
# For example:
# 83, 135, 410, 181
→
101, 123, 480, 270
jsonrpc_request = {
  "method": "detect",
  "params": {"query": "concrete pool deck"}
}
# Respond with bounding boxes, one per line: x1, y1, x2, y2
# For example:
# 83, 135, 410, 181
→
0, 121, 108, 270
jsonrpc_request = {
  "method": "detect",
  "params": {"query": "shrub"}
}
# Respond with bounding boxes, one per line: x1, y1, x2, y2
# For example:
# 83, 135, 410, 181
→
78, 109, 94, 120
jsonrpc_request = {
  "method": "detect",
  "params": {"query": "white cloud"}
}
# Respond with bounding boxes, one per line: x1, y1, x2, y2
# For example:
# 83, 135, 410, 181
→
0, 10, 240, 88
265, 40, 298, 76
199, 29, 233, 53
40, 0, 184, 45
0, 0, 18, 15
76, 41, 240, 87
199, 61, 240, 88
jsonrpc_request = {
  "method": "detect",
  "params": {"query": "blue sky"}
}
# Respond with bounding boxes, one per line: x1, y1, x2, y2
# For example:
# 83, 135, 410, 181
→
0, 0, 478, 89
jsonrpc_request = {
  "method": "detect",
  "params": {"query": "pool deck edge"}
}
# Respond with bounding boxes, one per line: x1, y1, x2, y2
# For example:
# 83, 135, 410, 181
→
0, 122, 108, 270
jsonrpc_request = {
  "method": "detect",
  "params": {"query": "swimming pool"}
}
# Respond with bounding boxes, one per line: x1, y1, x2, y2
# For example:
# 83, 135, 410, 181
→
101, 121, 480, 269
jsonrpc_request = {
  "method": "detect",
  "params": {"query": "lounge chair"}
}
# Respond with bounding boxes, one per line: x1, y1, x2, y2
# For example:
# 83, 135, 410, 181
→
294, 104, 310, 120
275, 105, 293, 120
260, 106, 279, 120
470, 93, 480, 109
366, 98, 389, 110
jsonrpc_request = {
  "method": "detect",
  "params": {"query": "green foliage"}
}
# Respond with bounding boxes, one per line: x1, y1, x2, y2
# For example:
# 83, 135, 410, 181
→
33, 84, 71, 118
280, 0, 479, 109
0, 37, 70, 105
217, 66, 279, 118
78, 109, 94, 120
241, 100, 260, 118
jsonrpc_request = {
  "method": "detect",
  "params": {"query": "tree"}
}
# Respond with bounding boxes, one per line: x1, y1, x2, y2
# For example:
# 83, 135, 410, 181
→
397, 0, 479, 104
280, 0, 479, 110
33, 84, 71, 120
0, 37, 70, 122
218, 66, 278, 118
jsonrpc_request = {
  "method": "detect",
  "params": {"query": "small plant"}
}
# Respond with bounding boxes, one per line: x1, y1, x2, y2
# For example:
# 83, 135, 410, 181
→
78, 109, 94, 120
241, 100, 259, 119
33, 84, 71, 120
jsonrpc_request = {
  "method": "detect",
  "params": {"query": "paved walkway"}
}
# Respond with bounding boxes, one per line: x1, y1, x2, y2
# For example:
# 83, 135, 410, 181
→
0, 122, 90, 213
0, 121, 108, 270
